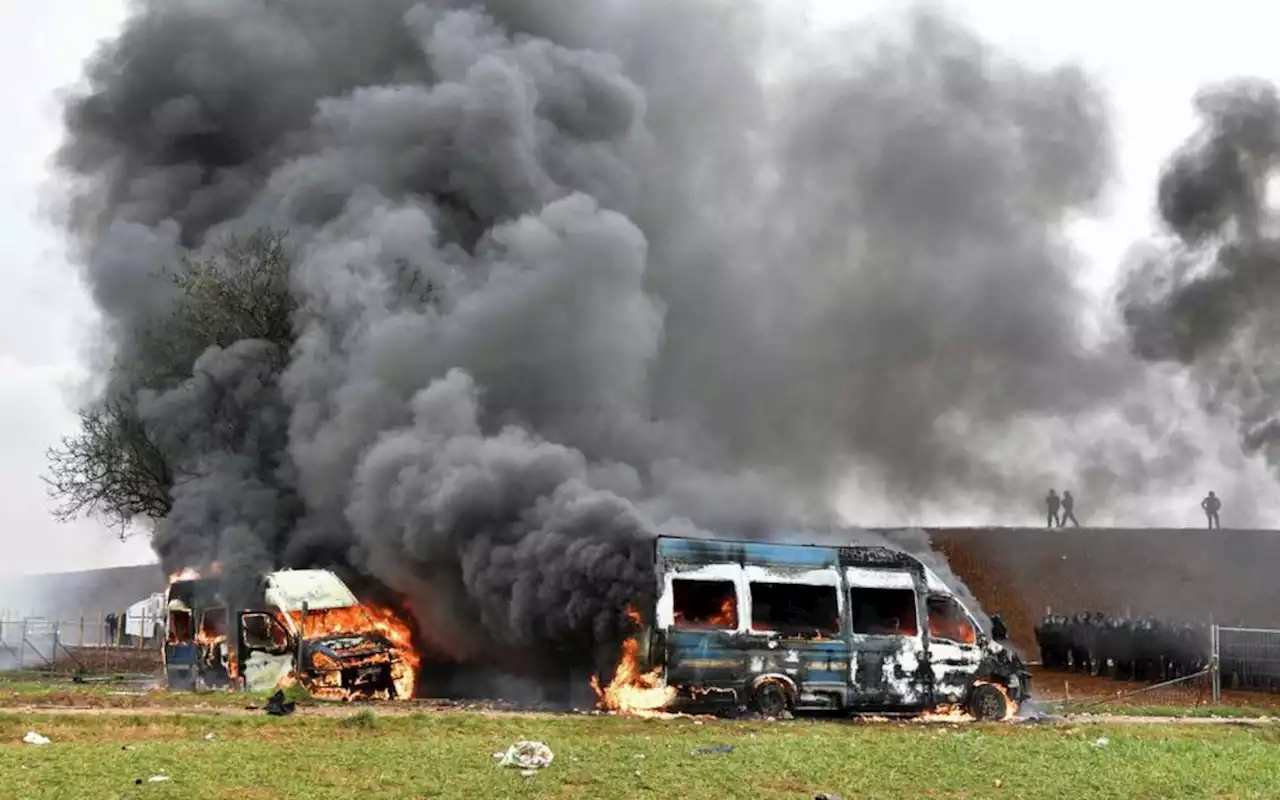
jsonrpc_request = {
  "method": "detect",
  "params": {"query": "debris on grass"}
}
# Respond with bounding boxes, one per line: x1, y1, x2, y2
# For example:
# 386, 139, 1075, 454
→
133, 777, 172, 785
265, 690, 297, 717
23, 731, 50, 745
495, 741, 554, 771
695, 744, 734, 755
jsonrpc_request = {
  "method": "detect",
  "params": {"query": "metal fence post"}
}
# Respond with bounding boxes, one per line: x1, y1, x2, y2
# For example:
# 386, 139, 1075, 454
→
1211, 624, 1221, 703
18, 619, 26, 670
52, 621, 60, 672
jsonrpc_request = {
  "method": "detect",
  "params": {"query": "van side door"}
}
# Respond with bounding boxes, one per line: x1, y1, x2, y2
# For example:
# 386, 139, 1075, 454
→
845, 568, 927, 708
655, 565, 747, 693
742, 567, 844, 709
925, 594, 982, 703
238, 611, 296, 691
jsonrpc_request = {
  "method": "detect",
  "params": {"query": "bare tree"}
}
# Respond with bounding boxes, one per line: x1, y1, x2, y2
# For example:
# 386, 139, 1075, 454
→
46, 399, 175, 535
45, 230, 297, 538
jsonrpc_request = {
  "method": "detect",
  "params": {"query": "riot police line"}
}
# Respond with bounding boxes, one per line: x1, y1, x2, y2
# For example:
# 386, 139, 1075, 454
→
1036, 612, 1280, 692
1034, 612, 1211, 684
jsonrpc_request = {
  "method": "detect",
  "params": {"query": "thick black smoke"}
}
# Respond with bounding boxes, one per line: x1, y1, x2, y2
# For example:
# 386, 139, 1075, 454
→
1119, 78, 1280, 477
56, 1, 1164, 678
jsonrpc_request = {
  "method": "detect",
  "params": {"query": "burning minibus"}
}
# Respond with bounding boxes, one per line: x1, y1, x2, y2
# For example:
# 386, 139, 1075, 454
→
614, 536, 1029, 719
163, 568, 415, 699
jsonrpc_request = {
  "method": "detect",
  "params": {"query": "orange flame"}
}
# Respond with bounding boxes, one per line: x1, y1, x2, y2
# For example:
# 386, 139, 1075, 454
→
707, 597, 736, 628
674, 597, 737, 630
917, 681, 1017, 723
980, 680, 1018, 721
167, 561, 220, 585
287, 603, 419, 699
591, 607, 676, 716
168, 567, 201, 584
917, 704, 976, 723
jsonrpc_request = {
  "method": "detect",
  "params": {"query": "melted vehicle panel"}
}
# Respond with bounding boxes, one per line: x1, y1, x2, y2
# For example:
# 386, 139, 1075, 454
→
653, 535, 1030, 713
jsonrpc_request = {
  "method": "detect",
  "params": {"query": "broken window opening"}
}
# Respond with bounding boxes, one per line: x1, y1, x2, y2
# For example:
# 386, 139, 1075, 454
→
750, 582, 840, 639
167, 610, 192, 643
672, 579, 738, 630
288, 606, 379, 640
926, 595, 977, 645
849, 587, 919, 636
242, 612, 291, 653
198, 608, 228, 642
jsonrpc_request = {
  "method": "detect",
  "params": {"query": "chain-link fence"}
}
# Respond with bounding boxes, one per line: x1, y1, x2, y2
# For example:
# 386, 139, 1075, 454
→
0, 612, 164, 673
1214, 625, 1280, 697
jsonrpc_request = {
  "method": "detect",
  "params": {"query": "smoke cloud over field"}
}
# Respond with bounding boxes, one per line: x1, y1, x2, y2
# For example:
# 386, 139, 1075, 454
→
51, 0, 1265, 677
1119, 79, 1280, 479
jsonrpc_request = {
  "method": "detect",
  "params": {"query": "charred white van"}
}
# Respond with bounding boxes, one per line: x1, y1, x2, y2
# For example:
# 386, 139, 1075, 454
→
636, 536, 1028, 719
163, 569, 411, 699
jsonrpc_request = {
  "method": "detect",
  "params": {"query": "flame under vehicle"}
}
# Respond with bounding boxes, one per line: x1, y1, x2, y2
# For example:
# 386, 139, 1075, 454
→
163, 569, 412, 699
631, 537, 1029, 720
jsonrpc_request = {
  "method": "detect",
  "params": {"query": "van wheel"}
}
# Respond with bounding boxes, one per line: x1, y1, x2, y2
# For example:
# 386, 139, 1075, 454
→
752, 681, 790, 717
967, 684, 1010, 721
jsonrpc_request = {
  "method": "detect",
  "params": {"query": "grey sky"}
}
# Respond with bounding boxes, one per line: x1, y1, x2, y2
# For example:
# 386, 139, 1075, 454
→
0, 0, 1275, 575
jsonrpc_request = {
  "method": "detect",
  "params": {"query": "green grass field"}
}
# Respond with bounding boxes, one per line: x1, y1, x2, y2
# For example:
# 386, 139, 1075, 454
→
5, 709, 1280, 799
4, 673, 1280, 798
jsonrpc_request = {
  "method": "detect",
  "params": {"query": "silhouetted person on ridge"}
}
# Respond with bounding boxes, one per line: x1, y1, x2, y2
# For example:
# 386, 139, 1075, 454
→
1060, 490, 1080, 527
1201, 491, 1221, 529
1045, 489, 1060, 528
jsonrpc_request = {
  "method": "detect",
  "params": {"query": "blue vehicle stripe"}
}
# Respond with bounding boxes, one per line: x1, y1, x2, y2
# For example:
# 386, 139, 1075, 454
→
658, 538, 839, 567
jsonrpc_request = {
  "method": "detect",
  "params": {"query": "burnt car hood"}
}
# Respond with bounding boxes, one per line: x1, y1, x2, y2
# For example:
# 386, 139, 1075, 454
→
306, 634, 394, 665
978, 641, 1031, 700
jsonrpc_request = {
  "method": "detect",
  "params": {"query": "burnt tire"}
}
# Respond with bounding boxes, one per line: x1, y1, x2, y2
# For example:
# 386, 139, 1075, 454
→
967, 683, 1010, 721
752, 681, 791, 718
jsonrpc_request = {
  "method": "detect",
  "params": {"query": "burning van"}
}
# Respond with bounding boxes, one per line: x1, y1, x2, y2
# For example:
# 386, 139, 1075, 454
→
619, 536, 1028, 720
163, 569, 415, 700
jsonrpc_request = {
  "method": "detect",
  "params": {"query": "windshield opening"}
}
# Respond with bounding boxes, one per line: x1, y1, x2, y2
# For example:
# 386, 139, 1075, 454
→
287, 606, 379, 639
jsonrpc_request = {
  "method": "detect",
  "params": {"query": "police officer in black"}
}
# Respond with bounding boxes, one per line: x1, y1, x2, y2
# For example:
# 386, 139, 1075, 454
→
1059, 490, 1080, 527
1045, 489, 1060, 528
1201, 491, 1221, 529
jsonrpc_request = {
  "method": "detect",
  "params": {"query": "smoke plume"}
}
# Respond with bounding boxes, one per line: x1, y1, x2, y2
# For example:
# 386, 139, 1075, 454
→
54, 0, 1184, 677
1118, 78, 1280, 479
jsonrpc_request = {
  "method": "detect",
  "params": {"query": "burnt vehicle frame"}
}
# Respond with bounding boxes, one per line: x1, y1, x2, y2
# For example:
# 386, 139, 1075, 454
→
629, 536, 1029, 719
163, 569, 409, 699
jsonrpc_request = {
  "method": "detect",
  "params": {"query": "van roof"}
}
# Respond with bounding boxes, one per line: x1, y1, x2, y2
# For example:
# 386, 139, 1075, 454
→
656, 535, 926, 572
264, 569, 359, 612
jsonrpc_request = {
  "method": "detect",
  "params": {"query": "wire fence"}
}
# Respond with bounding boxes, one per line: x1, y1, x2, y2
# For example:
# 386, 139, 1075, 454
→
1033, 617, 1280, 711
0, 612, 164, 674
1215, 625, 1280, 696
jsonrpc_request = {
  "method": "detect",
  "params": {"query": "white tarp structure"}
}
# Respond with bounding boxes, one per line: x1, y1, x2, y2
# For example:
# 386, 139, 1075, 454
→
124, 592, 166, 638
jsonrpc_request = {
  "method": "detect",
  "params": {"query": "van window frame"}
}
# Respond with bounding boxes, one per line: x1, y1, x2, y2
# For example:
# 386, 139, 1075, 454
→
925, 593, 979, 646
847, 585, 920, 637
748, 580, 842, 639
669, 576, 741, 631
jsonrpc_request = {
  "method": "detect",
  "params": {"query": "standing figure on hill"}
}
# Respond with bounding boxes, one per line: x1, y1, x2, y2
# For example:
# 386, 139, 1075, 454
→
1201, 491, 1221, 529
1045, 489, 1060, 528
1059, 490, 1080, 527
